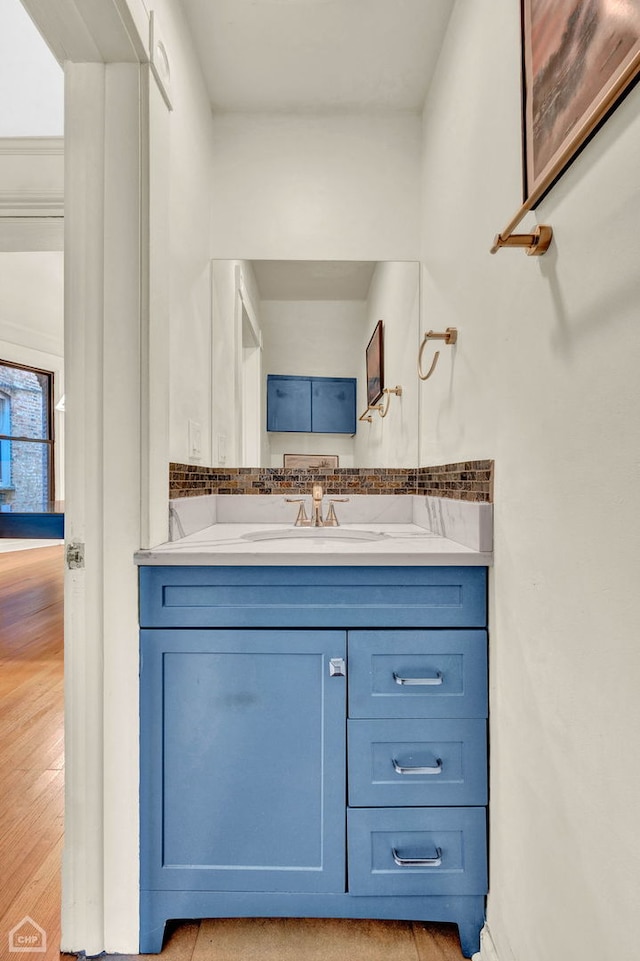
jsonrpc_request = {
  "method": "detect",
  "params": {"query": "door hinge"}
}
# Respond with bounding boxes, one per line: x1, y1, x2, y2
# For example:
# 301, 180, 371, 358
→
65, 541, 85, 570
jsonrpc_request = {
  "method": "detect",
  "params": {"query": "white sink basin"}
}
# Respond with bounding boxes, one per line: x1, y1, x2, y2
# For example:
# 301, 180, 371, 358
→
241, 527, 389, 543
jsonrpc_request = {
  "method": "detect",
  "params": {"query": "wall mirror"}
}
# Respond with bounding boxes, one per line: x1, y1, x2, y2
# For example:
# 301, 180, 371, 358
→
210, 259, 420, 469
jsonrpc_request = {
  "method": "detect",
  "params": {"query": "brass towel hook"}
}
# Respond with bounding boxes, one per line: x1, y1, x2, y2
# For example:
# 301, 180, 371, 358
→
359, 386, 403, 422
377, 386, 403, 418
417, 328, 458, 381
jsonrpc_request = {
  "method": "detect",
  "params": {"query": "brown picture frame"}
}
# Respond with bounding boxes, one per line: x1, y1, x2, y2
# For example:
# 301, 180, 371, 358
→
365, 320, 384, 407
522, 0, 640, 204
283, 454, 339, 470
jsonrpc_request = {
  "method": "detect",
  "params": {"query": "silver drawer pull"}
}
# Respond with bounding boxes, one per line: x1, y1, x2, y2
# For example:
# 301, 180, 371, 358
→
393, 670, 443, 686
392, 757, 442, 776
392, 846, 442, 867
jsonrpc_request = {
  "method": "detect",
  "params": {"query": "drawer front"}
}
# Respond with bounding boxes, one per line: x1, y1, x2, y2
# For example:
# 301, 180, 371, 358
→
348, 631, 487, 718
347, 807, 487, 897
348, 718, 487, 807
139, 566, 487, 629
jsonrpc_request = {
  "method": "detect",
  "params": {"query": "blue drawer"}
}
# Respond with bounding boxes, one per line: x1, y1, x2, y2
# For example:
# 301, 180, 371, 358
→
139, 566, 487, 629
347, 807, 487, 897
348, 631, 487, 718
348, 718, 487, 807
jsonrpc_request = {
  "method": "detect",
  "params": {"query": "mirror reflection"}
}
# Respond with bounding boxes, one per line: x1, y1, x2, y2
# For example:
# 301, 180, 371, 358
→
211, 260, 420, 468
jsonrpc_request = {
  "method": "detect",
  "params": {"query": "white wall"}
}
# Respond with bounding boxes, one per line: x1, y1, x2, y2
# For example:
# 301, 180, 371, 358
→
354, 261, 419, 467
210, 113, 422, 262
0, 251, 64, 497
419, 3, 640, 960
261, 299, 365, 467
0, 0, 63, 136
211, 259, 263, 466
149, 0, 216, 467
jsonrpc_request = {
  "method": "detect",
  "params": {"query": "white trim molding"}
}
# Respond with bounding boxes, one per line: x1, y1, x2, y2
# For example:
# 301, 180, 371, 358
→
0, 189, 64, 217
21, 0, 149, 64
0, 137, 64, 156
472, 924, 501, 961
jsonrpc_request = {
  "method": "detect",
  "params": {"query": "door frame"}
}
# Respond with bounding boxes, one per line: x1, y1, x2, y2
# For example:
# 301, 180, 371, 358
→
235, 267, 262, 466
20, 0, 168, 953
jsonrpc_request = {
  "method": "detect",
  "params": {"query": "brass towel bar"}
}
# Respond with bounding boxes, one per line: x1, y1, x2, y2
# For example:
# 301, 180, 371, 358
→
491, 224, 552, 256
490, 46, 640, 257
418, 328, 458, 381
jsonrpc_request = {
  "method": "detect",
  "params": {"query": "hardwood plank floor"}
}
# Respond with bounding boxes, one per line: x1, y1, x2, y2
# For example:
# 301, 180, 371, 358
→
0, 546, 65, 961
0, 546, 467, 961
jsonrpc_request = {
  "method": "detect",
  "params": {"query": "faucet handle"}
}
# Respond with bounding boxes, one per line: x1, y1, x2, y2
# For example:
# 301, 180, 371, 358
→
284, 497, 310, 527
324, 497, 350, 527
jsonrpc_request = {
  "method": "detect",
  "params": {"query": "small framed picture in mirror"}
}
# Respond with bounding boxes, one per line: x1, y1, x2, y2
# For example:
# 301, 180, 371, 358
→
366, 320, 384, 407
283, 454, 339, 470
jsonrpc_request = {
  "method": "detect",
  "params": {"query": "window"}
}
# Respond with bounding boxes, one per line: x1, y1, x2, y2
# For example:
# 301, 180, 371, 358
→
0, 361, 55, 511
0, 392, 11, 489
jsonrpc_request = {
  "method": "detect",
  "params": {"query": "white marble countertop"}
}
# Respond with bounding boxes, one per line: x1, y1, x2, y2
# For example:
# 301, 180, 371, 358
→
135, 520, 492, 567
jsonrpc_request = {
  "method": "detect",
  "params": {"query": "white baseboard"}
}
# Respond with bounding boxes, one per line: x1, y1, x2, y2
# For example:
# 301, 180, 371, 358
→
472, 924, 501, 961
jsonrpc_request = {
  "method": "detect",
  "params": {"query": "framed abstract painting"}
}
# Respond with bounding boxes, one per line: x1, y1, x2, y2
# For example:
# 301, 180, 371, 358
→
522, 0, 640, 202
365, 320, 384, 408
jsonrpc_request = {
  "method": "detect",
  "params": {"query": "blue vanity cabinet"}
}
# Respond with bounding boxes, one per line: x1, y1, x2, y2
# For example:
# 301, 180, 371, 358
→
266, 375, 356, 434
139, 565, 488, 958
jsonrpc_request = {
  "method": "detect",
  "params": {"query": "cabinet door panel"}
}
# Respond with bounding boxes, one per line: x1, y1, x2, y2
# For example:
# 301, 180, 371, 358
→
311, 378, 356, 433
141, 629, 346, 893
267, 376, 311, 432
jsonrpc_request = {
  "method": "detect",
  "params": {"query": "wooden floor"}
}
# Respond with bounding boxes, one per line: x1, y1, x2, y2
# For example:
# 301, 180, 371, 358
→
0, 546, 466, 961
107, 918, 467, 961
0, 545, 64, 961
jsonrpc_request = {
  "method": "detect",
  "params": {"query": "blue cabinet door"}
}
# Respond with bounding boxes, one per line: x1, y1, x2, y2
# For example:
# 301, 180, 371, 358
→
266, 376, 312, 432
312, 378, 356, 434
266, 375, 356, 433
140, 629, 346, 894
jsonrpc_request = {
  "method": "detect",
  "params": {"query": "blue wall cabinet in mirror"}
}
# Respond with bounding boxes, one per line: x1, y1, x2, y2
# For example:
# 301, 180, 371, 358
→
267, 375, 356, 434
312, 378, 356, 433
266, 376, 312, 432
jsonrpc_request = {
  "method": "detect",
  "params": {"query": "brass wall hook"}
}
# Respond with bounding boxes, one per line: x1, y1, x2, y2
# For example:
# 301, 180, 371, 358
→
359, 387, 402, 422
490, 224, 553, 256
377, 386, 402, 418
417, 328, 458, 381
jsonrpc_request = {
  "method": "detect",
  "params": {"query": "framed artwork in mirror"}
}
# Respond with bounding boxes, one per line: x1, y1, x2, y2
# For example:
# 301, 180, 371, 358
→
366, 320, 384, 407
283, 454, 339, 470
522, 0, 640, 204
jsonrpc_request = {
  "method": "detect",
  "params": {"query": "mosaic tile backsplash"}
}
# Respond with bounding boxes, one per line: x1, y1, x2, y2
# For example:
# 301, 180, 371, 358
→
169, 461, 493, 502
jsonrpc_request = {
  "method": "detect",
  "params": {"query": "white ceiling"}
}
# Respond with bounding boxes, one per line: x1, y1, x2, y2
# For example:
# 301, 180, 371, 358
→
182, 0, 455, 114
251, 260, 376, 300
